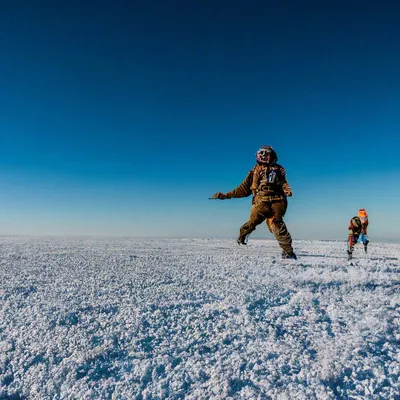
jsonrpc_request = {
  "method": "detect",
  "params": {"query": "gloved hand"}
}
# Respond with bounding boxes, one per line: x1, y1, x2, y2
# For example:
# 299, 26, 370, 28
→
282, 183, 293, 197
210, 192, 228, 200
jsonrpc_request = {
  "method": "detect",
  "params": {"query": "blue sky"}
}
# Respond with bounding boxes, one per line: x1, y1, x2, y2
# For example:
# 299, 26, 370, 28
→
1, 0, 400, 241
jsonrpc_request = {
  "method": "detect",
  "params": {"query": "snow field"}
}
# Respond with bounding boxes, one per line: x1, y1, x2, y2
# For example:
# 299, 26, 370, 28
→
0, 237, 399, 399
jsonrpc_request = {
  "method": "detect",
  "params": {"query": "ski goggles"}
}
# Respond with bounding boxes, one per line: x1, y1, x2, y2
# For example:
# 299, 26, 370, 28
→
257, 148, 273, 156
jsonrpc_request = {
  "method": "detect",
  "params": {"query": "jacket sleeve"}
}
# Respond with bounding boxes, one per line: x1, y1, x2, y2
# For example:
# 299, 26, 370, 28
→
225, 170, 253, 199
279, 166, 293, 196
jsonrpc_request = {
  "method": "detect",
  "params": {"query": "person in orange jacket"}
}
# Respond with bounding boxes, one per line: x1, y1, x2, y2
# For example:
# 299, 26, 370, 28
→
357, 208, 369, 252
347, 210, 369, 260
347, 216, 362, 260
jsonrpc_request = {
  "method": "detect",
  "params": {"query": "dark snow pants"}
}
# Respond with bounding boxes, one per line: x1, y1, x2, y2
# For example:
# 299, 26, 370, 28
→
237, 199, 294, 254
348, 232, 369, 253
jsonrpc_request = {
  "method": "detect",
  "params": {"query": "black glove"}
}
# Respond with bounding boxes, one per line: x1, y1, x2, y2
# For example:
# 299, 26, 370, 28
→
282, 183, 293, 197
210, 192, 228, 200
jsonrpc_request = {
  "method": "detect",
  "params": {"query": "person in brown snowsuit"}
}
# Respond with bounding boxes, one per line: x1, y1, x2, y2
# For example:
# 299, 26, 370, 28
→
210, 145, 297, 259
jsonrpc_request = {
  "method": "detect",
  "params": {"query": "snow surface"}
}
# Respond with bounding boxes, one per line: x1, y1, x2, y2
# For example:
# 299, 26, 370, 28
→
0, 236, 399, 400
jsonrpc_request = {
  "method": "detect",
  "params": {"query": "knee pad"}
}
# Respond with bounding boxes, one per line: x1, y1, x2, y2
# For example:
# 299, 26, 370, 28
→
271, 218, 284, 227
266, 219, 273, 233
270, 218, 284, 235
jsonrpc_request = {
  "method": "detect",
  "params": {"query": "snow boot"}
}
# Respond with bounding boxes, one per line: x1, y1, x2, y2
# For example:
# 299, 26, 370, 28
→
237, 234, 249, 245
347, 250, 353, 260
281, 250, 297, 260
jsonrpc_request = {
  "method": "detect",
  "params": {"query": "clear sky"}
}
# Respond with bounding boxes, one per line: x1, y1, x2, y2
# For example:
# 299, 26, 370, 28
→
1, 0, 400, 241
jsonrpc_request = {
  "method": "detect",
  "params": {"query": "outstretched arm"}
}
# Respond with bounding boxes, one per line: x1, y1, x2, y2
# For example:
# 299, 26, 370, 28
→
210, 170, 253, 200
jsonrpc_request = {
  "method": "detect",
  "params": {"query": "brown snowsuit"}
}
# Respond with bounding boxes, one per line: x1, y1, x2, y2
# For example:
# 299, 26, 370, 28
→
225, 163, 294, 254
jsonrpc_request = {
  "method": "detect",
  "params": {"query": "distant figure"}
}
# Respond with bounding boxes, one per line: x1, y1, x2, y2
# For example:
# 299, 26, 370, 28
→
357, 208, 369, 251
347, 212, 369, 260
210, 145, 296, 259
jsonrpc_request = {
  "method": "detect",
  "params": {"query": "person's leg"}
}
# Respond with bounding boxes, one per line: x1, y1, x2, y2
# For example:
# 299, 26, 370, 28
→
361, 233, 369, 253
267, 200, 295, 257
237, 202, 271, 244
347, 234, 359, 259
